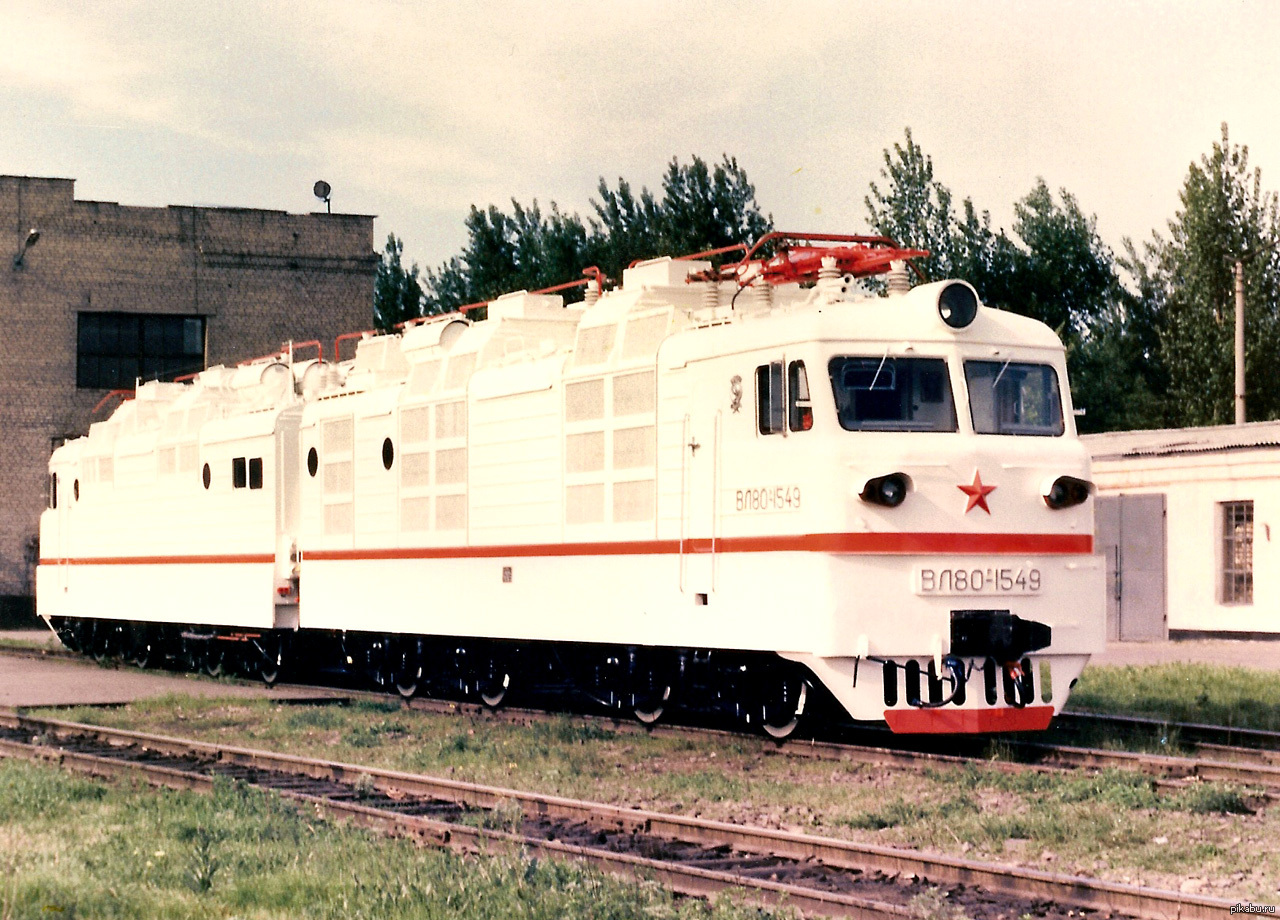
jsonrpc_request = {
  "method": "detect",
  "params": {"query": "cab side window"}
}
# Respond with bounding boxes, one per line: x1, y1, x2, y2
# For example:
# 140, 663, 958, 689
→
757, 360, 813, 435
756, 363, 784, 434
788, 361, 812, 431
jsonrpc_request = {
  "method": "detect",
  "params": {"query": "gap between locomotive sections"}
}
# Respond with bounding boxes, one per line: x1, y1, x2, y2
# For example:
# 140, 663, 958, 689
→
0, 711, 1238, 920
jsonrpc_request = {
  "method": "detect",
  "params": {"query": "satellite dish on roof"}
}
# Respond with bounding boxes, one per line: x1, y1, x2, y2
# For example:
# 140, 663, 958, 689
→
313, 180, 332, 213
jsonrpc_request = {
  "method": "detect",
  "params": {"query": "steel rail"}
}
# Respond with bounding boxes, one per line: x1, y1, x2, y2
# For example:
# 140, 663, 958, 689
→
2, 642, 1277, 796
383, 693, 1280, 796
1057, 710, 1280, 752
0, 711, 1236, 920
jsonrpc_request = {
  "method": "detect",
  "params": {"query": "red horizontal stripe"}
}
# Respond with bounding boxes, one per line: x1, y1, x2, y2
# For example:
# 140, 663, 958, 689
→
305, 531, 1092, 562
884, 705, 1055, 734
37, 533, 1092, 568
38, 554, 273, 567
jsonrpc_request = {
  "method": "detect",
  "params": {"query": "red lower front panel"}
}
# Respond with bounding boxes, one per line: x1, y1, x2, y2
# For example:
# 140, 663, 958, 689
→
884, 705, 1055, 734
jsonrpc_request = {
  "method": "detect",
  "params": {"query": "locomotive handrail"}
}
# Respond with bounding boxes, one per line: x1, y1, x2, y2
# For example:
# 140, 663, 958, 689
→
287, 340, 323, 364
89, 388, 134, 419
237, 349, 286, 367
396, 309, 470, 330
628, 243, 749, 269
434, 266, 613, 321
334, 329, 375, 363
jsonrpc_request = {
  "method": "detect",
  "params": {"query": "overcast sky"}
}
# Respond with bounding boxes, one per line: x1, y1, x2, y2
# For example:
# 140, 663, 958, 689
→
3, 1, 1279, 280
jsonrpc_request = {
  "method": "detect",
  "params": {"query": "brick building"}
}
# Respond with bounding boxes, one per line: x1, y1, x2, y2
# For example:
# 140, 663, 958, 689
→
0, 175, 376, 618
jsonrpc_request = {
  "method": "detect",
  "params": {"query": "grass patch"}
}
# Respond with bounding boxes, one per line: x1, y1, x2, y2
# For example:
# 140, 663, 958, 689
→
1070, 662, 1280, 731
0, 758, 792, 920
34, 695, 1280, 901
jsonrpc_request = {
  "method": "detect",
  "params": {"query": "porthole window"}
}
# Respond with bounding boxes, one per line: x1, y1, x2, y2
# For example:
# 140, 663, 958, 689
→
307, 447, 318, 477
202, 463, 211, 490
382, 437, 395, 470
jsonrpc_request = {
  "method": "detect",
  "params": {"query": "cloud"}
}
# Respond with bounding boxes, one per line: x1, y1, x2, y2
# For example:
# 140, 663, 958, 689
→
0, 6, 180, 128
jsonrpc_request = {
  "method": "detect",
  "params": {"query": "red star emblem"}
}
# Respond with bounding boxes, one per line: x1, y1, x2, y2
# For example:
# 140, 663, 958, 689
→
958, 470, 997, 514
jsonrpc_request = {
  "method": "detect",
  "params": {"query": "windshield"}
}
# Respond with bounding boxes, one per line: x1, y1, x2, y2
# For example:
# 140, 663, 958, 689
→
828, 356, 957, 432
964, 360, 1064, 436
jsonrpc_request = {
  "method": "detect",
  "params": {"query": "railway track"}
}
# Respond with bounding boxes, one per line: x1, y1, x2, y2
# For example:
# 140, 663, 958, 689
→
3, 638, 1279, 797
0, 710, 1236, 920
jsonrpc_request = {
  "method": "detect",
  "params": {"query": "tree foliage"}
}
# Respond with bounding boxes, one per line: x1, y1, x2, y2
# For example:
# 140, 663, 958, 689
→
420, 155, 772, 314
865, 127, 960, 282
866, 130, 1119, 347
1133, 124, 1280, 426
866, 129, 1137, 430
373, 234, 425, 332
380, 128, 1280, 435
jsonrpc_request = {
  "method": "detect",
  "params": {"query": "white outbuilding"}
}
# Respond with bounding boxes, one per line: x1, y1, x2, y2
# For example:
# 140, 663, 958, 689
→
1083, 422, 1280, 642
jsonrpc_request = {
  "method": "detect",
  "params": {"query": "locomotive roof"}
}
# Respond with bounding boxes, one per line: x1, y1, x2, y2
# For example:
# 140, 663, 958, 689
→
54, 256, 1065, 466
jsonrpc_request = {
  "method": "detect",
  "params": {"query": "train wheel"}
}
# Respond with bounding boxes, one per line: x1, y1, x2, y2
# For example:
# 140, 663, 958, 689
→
56, 618, 86, 653
629, 650, 674, 726
124, 624, 156, 669
758, 674, 808, 740
632, 687, 671, 726
255, 635, 284, 687
204, 642, 225, 678
477, 648, 511, 709
393, 638, 424, 699
92, 621, 123, 662
180, 634, 206, 672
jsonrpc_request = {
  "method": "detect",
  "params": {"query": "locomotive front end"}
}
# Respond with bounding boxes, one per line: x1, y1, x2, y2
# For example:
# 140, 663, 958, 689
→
787, 278, 1105, 733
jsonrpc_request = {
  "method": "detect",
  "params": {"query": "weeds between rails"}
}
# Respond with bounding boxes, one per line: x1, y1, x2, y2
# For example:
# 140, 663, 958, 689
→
35, 695, 1280, 901
0, 758, 781, 920
2, 715, 1245, 920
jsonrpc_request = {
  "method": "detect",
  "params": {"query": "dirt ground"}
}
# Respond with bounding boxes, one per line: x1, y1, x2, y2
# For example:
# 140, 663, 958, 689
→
0, 634, 330, 707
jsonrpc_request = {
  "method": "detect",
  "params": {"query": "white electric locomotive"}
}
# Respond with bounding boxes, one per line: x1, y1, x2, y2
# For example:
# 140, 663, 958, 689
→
37, 233, 1105, 736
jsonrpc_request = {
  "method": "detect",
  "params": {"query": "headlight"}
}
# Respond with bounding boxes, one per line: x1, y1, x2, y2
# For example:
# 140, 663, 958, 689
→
1043, 475, 1092, 509
861, 472, 910, 508
937, 281, 979, 329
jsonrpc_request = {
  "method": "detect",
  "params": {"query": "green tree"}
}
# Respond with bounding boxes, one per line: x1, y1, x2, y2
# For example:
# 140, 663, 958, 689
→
866, 131, 1118, 344
647, 155, 772, 266
1137, 123, 1280, 426
1069, 296, 1169, 433
865, 127, 957, 282
422, 155, 773, 313
588, 175, 662, 284
373, 234, 425, 331
423, 201, 592, 314
1004, 179, 1119, 341
866, 129, 1148, 430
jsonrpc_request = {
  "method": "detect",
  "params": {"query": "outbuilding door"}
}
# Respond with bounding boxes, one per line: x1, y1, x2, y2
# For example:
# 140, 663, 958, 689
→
1095, 494, 1167, 641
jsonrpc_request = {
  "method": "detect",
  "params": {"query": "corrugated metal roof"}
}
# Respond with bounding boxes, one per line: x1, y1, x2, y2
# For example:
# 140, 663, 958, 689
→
1082, 421, 1280, 460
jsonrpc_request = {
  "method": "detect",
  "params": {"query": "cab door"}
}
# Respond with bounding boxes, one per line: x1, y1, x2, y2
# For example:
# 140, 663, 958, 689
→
680, 403, 720, 597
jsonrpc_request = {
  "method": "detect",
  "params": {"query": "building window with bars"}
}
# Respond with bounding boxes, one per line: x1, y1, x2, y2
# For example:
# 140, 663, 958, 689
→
1221, 500, 1254, 605
77, 312, 206, 389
